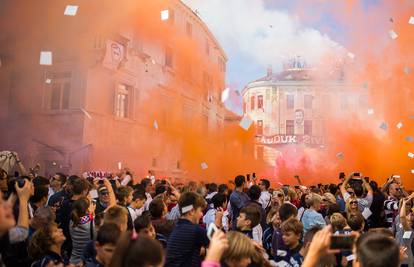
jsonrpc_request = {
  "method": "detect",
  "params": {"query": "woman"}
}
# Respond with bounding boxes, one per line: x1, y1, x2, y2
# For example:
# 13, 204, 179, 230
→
109, 231, 164, 267
301, 193, 326, 234
29, 223, 66, 267
69, 197, 96, 264
271, 189, 285, 209
345, 196, 359, 215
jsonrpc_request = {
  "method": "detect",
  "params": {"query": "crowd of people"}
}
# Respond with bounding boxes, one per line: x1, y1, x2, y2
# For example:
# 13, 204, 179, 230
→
0, 154, 413, 267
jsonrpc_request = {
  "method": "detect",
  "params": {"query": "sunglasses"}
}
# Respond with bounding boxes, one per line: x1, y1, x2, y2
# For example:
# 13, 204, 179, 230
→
350, 201, 358, 205
100, 192, 109, 196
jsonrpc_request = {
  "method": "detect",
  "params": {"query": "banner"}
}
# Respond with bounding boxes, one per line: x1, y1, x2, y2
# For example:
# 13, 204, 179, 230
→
102, 40, 125, 70
257, 135, 324, 146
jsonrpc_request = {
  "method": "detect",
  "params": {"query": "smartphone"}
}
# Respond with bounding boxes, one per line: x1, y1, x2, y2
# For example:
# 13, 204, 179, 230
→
339, 172, 345, 179
207, 223, 219, 240
252, 173, 256, 179
246, 174, 250, 182
330, 235, 355, 251
353, 172, 361, 177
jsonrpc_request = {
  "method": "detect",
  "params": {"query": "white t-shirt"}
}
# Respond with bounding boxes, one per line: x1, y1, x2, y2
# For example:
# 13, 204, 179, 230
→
259, 191, 271, 210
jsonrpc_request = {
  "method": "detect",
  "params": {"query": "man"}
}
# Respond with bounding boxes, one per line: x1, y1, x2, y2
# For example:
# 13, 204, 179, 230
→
141, 178, 153, 211
258, 179, 271, 210
383, 182, 402, 228
236, 204, 261, 240
48, 173, 67, 199
205, 183, 218, 205
48, 175, 78, 215
229, 175, 250, 230
95, 186, 111, 215
354, 232, 399, 267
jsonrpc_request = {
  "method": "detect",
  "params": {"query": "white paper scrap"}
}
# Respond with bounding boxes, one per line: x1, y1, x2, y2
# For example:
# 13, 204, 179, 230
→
81, 108, 92, 120
403, 231, 412, 239
411, 169, 414, 174
239, 116, 253, 131
153, 120, 158, 130
346, 254, 355, 262
201, 162, 208, 170
397, 122, 403, 129
64, 5, 78, 16
161, 9, 169, 21
408, 152, 414, 158
347, 52, 355, 59
409, 16, 414, 25
362, 208, 372, 219
45, 78, 52, 84
221, 88, 230, 103
181, 204, 193, 213
39, 51, 52, 65
367, 108, 374, 115
389, 30, 398, 40
117, 162, 122, 170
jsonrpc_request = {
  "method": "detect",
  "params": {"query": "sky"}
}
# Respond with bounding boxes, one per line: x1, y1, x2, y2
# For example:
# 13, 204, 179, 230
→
182, 0, 385, 89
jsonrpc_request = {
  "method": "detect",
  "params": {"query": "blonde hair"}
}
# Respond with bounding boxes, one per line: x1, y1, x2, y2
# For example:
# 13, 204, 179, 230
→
345, 196, 359, 213
104, 205, 128, 228
222, 231, 255, 263
330, 212, 347, 231
288, 188, 298, 201
308, 193, 322, 207
322, 193, 336, 204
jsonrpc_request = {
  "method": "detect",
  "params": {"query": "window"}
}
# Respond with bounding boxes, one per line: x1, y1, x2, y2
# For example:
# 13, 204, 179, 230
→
257, 95, 264, 109
152, 158, 157, 167
116, 84, 130, 118
243, 102, 247, 114
257, 120, 263, 135
257, 146, 264, 160
218, 57, 226, 73
304, 120, 312, 135
250, 95, 255, 110
186, 22, 192, 37
176, 161, 181, 169
287, 95, 294, 109
286, 120, 295, 135
165, 46, 173, 68
50, 72, 71, 110
304, 95, 313, 109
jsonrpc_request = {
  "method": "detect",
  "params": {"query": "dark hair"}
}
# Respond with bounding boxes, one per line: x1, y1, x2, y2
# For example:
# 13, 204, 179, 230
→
260, 179, 270, 190
178, 192, 206, 215
132, 189, 147, 201
32, 176, 50, 187
211, 193, 227, 209
234, 175, 245, 187
328, 184, 338, 195
207, 183, 218, 193
369, 181, 378, 192
149, 198, 166, 219
347, 212, 365, 231
30, 186, 49, 203
248, 185, 261, 201
141, 178, 151, 189
353, 184, 364, 197
155, 184, 167, 196
71, 197, 90, 226
304, 227, 320, 245
326, 203, 341, 217
109, 233, 163, 267
29, 223, 59, 260
134, 212, 152, 232
218, 184, 228, 194
240, 204, 261, 228
300, 193, 309, 209
72, 178, 91, 195
356, 232, 399, 267
97, 223, 121, 245
55, 173, 67, 185
116, 186, 133, 205
279, 203, 298, 222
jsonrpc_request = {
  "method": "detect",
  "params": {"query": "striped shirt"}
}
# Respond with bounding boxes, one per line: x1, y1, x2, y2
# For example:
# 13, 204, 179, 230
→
165, 219, 209, 267
384, 196, 399, 228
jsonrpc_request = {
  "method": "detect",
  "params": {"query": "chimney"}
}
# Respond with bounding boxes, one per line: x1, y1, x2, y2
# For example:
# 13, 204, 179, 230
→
267, 65, 273, 77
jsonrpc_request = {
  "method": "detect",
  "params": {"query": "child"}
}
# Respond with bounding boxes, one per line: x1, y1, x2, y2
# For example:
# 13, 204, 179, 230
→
289, 227, 319, 266
203, 193, 228, 231
236, 204, 261, 240
278, 218, 303, 266
165, 192, 209, 267
134, 212, 156, 239
85, 223, 120, 267
127, 190, 147, 229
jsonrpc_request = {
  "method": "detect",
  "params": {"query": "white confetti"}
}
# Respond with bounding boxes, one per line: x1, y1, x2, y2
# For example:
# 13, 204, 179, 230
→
39, 51, 52, 65
45, 78, 52, 84
347, 52, 355, 59
389, 30, 398, 40
367, 108, 374, 115
161, 10, 169, 21
201, 162, 208, 170
408, 152, 414, 158
153, 120, 158, 130
409, 16, 414, 25
397, 122, 403, 129
411, 169, 414, 174
346, 255, 355, 262
81, 108, 92, 120
117, 162, 122, 170
221, 88, 230, 103
239, 116, 253, 130
64, 5, 78, 16
403, 231, 412, 239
